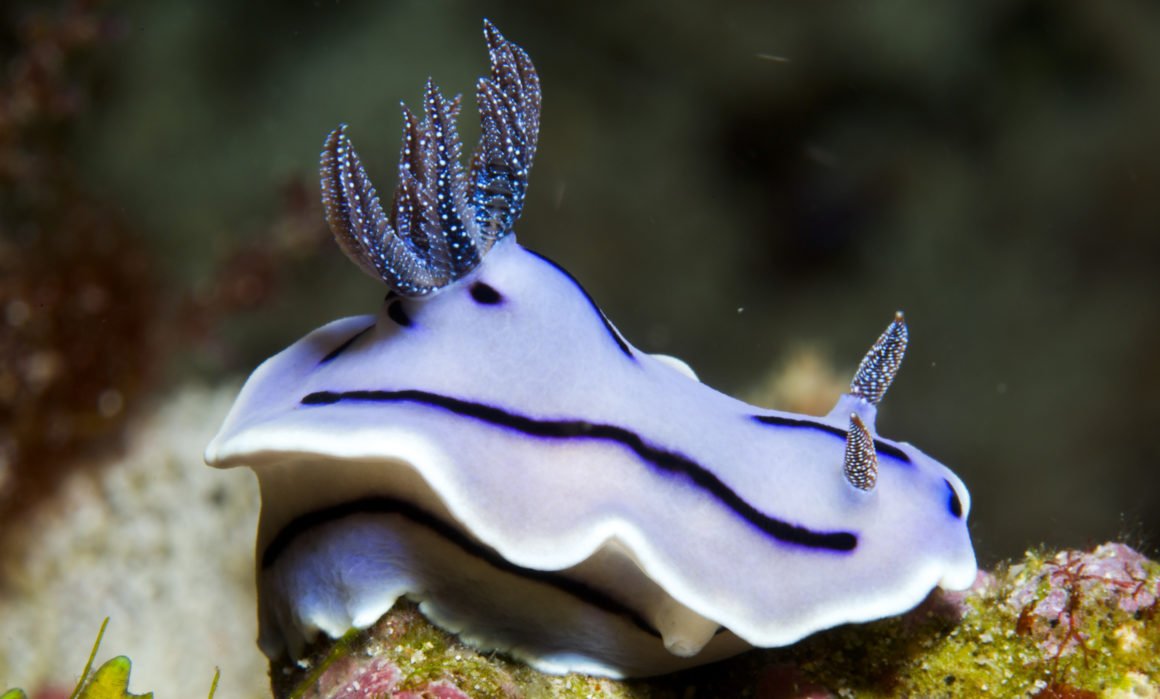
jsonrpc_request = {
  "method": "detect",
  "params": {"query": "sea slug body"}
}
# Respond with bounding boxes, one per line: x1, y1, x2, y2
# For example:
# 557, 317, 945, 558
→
205, 21, 977, 678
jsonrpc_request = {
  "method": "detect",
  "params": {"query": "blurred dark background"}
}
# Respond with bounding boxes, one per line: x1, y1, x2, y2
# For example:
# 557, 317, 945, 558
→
2, 0, 1158, 567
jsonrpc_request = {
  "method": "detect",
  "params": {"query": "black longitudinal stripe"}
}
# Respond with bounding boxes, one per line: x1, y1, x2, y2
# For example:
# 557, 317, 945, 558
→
318, 325, 374, 365
524, 249, 634, 359
261, 495, 661, 638
944, 478, 963, 519
301, 389, 857, 552
751, 414, 912, 464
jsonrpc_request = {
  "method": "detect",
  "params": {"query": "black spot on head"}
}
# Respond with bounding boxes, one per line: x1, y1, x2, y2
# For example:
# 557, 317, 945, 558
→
945, 478, 963, 518
470, 282, 502, 305
387, 299, 412, 327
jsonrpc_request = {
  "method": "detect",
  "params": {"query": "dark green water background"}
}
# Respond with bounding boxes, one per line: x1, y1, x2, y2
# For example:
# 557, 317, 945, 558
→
8, 0, 1160, 565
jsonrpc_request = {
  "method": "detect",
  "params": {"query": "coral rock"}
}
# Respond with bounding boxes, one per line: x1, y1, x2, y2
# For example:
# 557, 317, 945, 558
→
272, 545, 1160, 698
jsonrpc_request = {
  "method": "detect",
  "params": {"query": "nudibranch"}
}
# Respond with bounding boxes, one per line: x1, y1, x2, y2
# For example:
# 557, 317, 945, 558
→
205, 21, 977, 678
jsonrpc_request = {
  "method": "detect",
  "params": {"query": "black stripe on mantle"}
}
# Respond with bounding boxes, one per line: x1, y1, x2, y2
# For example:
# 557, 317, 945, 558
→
261, 495, 662, 638
751, 414, 912, 464
300, 389, 858, 552
318, 324, 374, 365
524, 249, 634, 360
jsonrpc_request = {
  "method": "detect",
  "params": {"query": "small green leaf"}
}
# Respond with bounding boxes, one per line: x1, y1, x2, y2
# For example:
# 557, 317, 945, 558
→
1, 688, 30, 699
77, 656, 152, 699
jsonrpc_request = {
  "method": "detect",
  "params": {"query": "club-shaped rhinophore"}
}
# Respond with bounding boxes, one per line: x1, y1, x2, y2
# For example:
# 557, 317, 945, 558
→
843, 413, 878, 491
840, 312, 908, 490
849, 311, 908, 406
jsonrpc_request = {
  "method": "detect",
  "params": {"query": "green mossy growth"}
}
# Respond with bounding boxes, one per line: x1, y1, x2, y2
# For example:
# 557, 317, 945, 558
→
721, 545, 1160, 698
890, 548, 1160, 698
